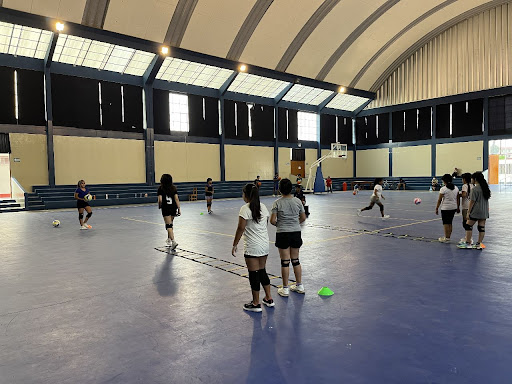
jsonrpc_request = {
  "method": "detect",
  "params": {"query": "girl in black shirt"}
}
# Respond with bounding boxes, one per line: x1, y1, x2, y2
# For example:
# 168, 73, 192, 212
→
205, 178, 214, 214
158, 174, 181, 250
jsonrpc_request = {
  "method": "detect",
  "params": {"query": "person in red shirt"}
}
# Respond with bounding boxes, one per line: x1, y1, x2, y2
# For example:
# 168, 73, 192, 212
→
326, 176, 333, 193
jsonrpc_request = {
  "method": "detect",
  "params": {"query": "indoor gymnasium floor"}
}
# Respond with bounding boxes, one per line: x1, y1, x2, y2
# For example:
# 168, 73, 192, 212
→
1, 189, 512, 384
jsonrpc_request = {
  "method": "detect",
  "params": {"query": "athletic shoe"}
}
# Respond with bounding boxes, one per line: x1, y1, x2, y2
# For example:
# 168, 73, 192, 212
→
165, 238, 172, 247
290, 283, 305, 294
277, 287, 289, 297
170, 240, 178, 251
85, 224, 92, 229
356, 209, 362, 217
208, 210, 212, 214
262, 298, 275, 307
243, 302, 262, 312
382, 215, 390, 220
474, 243, 483, 250
80, 225, 88, 230
457, 242, 472, 249
438, 237, 450, 243
459, 238, 473, 245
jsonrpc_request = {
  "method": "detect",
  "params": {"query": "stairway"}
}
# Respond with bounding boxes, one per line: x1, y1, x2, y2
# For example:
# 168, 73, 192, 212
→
0, 199, 22, 212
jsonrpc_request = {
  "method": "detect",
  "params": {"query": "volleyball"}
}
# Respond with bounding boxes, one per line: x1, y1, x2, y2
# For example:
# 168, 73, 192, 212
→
52, 220, 60, 227
353, 190, 357, 195
84, 194, 93, 201
414, 197, 422, 205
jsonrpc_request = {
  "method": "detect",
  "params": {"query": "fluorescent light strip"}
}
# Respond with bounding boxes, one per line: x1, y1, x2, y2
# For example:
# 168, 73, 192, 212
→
14, 70, 18, 120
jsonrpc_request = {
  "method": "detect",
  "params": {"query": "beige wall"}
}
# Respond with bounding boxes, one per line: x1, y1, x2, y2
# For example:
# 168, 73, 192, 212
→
356, 148, 389, 178
320, 149, 354, 178
155, 141, 220, 182
436, 141, 483, 176
305, 149, 317, 178
54, 136, 146, 185
225, 145, 274, 181
392, 145, 431, 177
9, 133, 48, 192
278, 147, 292, 179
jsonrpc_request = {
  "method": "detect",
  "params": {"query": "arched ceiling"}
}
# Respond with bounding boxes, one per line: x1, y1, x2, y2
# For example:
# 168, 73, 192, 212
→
1, 0, 506, 92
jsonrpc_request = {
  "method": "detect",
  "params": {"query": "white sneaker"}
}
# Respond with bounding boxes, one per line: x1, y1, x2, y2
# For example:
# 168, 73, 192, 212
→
459, 238, 473, 245
165, 238, 172, 247
277, 287, 289, 297
356, 209, 362, 217
170, 240, 178, 250
290, 283, 305, 294
382, 215, 390, 220
438, 237, 450, 243
80, 225, 88, 230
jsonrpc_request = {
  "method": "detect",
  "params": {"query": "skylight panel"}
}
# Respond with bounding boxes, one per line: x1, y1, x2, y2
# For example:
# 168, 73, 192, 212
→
326, 93, 370, 112
227, 73, 290, 98
156, 57, 234, 89
53, 34, 155, 76
0, 22, 52, 59
282, 84, 334, 106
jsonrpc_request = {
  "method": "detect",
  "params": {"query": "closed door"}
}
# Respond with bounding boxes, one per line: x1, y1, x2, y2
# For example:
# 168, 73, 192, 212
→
291, 148, 305, 177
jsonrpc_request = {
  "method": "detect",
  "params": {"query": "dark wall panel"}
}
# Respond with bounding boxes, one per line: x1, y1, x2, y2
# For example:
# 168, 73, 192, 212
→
377, 113, 389, 143
338, 116, 352, 144
452, 99, 483, 137
153, 89, 170, 135
188, 95, 220, 138
277, 108, 297, 143
320, 114, 336, 145
122, 84, 143, 132
100, 81, 122, 131
235, 101, 249, 140
392, 111, 405, 142
489, 95, 512, 136
0, 67, 16, 124
52, 74, 100, 129
251, 104, 274, 141
224, 100, 236, 139
417, 107, 432, 140
404, 109, 417, 141
17, 69, 45, 126
436, 104, 450, 139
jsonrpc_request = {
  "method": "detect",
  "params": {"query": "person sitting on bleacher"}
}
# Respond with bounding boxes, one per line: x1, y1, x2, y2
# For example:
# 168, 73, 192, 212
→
397, 178, 406, 190
431, 177, 439, 191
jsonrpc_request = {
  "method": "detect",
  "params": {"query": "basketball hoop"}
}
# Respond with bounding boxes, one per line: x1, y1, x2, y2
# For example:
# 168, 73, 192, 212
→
331, 143, 347, 159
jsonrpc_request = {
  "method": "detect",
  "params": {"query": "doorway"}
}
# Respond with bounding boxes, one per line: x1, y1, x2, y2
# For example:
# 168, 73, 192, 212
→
489, 139, 512, 192
0, 153, 11, 199
291, 148, 305, 178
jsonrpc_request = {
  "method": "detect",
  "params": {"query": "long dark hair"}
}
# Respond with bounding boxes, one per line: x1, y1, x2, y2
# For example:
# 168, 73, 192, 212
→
441, 174, 455, 190
461, 173, 472, 195
472, 171, 491, 200
243, 183, 262, 222
160, 174, 177, 196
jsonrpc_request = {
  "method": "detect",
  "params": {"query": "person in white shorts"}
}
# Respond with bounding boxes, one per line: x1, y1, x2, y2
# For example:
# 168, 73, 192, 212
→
232, 183, 273, 312
357, 178, 390, 219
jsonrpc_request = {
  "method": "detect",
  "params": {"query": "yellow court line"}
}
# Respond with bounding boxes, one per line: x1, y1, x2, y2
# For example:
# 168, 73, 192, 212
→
303, 218, 441, 245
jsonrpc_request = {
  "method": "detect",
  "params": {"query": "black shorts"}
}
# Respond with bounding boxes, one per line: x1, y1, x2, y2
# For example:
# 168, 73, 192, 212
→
244, 254, 268, 259
162, 206, 178, 217
77, 200, 90, 209
441, 209, 456, 225
275, 231, 303, 249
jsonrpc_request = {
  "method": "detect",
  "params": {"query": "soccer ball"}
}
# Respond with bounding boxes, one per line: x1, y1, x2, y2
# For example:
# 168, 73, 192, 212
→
52, 220, 60, 227
84, 194, 93, 201
414, 198, 422, 205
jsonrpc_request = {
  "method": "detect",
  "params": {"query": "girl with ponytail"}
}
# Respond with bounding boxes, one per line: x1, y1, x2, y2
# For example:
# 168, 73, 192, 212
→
458, 171, 490, 249
435, 174, 460, 242
232, 183, 273, 312
458, 173, 473, 245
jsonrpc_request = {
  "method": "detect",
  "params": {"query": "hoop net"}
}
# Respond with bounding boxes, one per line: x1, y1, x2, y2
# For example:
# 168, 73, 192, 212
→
331, 143, 348, 158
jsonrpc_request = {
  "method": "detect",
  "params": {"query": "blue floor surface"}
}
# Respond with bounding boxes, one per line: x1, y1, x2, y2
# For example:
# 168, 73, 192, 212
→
1, 190, 511, 383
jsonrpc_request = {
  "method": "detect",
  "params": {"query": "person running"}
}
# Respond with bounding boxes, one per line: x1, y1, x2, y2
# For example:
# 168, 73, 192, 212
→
458, 171, 490, 249
254, 175, 262, 189
273, 173, 280, 196
458, 173, 473, 245
205, 178, 214, 214
270, 178, 307, 297
158, 174, 181, 250
435, 174, 460, 243
326, 176, 333, 193
232, 183, 273, 312
357, 178, 390, 219
74, 180, 94, 230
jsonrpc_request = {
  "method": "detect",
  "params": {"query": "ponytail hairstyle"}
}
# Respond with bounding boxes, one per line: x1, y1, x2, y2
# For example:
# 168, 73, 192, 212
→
243, 183, 262, 222
461, 173, 472, 195
472, 171, 491, 200
160, 174, 177, 196
441, 174, 455, 190
77, 180, 85, 188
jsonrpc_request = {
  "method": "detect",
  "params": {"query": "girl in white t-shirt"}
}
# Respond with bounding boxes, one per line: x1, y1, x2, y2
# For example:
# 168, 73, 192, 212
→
435, 174, 460, 242
458, 173, 472, 244
357, 178, 390, 219
232, 183, 273, 312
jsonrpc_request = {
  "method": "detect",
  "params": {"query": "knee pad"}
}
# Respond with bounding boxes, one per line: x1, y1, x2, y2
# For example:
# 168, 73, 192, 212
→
248, 270, 260, 291
281, 259, 290, 267
291, 259, 300, 266
462, 221, 472, 231
86, 212, 92, 219
258, 269, 270, 286
79, 213, 84, 220
165, 223, 173, 229
477, 225, 485, 233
